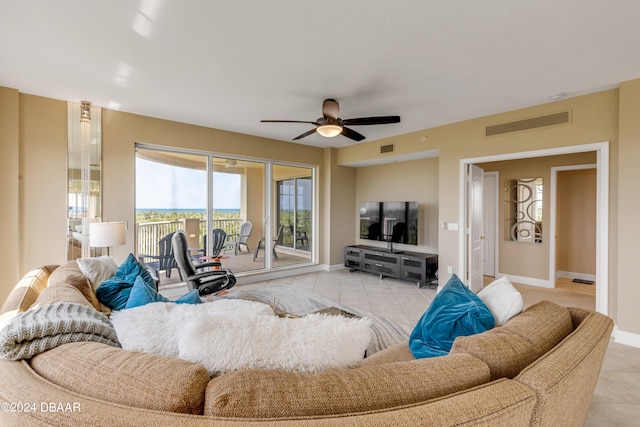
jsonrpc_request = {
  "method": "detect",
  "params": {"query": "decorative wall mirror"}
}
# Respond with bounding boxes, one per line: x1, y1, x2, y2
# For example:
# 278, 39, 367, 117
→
67, 101, 102, 260
505, 177, 543, 243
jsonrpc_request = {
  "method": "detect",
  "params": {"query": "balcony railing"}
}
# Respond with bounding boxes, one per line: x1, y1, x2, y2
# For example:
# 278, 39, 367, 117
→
137, 219, 243, 257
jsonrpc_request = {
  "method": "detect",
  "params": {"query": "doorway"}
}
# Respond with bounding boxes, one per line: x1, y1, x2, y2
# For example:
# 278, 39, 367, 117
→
550, 164, 597, 294
459, 142, 609, 315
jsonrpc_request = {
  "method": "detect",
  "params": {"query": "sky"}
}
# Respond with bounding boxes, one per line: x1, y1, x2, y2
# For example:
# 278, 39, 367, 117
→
136, 157, 241, 210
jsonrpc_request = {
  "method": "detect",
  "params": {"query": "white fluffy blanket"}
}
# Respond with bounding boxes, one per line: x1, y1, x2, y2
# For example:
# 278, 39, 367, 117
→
110, 300, 372, 375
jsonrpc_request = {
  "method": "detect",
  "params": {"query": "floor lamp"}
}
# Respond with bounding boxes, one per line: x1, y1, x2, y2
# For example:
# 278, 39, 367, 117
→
89, 222, 126, 257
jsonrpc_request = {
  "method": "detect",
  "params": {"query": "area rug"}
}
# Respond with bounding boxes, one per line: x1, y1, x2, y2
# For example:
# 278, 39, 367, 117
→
111, 299, 373, 376
218, 284, 411, 356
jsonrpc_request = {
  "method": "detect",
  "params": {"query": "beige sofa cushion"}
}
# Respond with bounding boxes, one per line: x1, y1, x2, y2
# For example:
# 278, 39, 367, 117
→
33, 280, 94, 310
0, 266, 57, 328
360, 341, 415, 366
204, 353, 490, 418
46, 260, 108, 312
30, 341, 210, 415
450, 300, 573, 380
515, 307, 614, 426
0, 266, 57, 315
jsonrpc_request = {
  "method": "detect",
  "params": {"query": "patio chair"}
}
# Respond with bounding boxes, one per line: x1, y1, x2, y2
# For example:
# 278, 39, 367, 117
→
138, 232, 183, 280
225, 221, 252, 255
172, 230, 236, 296
191, 228, 227, 263
253, 224, 284, 261
288, 224, 308, 248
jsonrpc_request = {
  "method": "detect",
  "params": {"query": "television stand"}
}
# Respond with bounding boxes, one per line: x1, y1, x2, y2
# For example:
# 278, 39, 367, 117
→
344, 245, 438, 288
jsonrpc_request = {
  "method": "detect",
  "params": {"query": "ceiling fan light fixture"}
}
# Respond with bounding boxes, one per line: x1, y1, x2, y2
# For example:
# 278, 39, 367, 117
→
317, 124, 343, 137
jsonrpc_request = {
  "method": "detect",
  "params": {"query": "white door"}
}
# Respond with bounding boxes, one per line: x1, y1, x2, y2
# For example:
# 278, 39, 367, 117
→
482, 173, 497, 277
468, 164, 484, 292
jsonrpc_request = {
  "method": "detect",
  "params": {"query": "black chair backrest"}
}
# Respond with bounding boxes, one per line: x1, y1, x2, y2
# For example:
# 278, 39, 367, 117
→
172, 231, 196, 277
158, 232, 178, 270
204, 229, 227, 257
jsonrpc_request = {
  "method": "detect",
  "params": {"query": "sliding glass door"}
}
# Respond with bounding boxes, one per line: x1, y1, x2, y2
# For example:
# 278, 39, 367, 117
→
211, 156, 266, 272
135, 146, 314, 287
135, 149, 208, 286
271, 165, 313, 268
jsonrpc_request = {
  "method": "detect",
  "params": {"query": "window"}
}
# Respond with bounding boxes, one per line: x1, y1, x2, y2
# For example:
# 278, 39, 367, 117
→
135, 146, 315, 287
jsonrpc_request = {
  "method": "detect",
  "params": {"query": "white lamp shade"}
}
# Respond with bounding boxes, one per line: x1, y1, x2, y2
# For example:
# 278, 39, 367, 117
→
90, 222, 126, 247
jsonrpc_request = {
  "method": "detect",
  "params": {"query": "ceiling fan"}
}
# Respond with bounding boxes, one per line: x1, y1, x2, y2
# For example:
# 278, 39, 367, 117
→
260, 99, 400, 142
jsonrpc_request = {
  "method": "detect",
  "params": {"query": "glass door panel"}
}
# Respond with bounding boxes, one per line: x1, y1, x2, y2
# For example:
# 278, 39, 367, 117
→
135, 148, 208, 288
211, 157, 265, 273
274, 165, 313, 267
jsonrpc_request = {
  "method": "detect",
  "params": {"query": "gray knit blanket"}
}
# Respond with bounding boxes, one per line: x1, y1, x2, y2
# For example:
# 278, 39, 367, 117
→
0, 302, 120, 360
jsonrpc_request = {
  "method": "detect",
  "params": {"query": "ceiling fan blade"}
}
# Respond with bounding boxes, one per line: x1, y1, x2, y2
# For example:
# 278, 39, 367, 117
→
342, 116, 401, 126
292, 128, 318, 140
261, 120, 318, 125
322, 99, 340, 120
341, 126, 366, 141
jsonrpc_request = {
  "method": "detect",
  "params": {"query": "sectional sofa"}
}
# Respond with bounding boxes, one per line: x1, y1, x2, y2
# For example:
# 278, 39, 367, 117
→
0, 262, 613, 426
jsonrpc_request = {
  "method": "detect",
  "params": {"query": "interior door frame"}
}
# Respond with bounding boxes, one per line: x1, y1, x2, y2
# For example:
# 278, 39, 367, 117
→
549, 163, 597, 286
482, 171, 499, 277
459, 141, 608, 315
467, 164, 484, 292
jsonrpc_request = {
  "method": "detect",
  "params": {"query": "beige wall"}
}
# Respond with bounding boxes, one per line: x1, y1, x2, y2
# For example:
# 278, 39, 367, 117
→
339, 88, 627, 330
0, 87, 20, 300
322, 148, 357, 266
479, 153, 596, 281
617, 79, 640, 336
557, 168, 597, 275
341, 89, 618, 283
245, 166, 265, 251
99, 109, 328, 264
3, 77, 640, 340
355, 157, 439, 254
0, 92, 344, 303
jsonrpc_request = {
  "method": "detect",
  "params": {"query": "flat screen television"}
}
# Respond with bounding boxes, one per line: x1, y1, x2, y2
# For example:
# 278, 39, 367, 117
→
360, 201, 418, 252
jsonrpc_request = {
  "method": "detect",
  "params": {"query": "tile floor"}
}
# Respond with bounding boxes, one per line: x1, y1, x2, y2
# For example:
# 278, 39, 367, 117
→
165, 268, 640, 425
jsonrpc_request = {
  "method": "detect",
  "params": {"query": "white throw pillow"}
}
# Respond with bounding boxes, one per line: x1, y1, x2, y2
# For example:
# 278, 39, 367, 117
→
477, 276, 523, 326
77, 256, 118, 292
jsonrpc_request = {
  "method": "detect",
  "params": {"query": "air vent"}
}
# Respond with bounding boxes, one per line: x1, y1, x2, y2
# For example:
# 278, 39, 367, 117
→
380, 143, 395, 154
486, 111, 570, 136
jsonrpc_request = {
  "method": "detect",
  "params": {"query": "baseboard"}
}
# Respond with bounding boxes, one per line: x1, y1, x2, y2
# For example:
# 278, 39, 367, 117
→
499, 273, 553, 288
160, 263, 334, 298
238, 263, 326, 284
614, 328, 640, 349
555, 270, 596, 283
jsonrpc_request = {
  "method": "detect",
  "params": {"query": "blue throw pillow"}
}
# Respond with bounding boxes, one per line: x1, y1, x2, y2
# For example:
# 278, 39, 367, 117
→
125, 275, 169, 308
96, 253, 156, 310
125, 275, 202, 309
409, 274, 494, 359
174, 289, 203, 305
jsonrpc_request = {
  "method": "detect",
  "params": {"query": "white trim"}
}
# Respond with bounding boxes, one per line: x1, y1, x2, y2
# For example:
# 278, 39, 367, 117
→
458, 164, 467, 283
238, 264, 326, 284
459, 142, 609, 315
555, 270, 596, 283
328, 263, 347, 271
595, 147, 609, 315
501, 273, 554, 288
484, 171, 499, 277
615, 329, 640, 349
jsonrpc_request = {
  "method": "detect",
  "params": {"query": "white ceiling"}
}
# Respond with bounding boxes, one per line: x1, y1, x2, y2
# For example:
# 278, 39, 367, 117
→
2, 0, 640, 149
